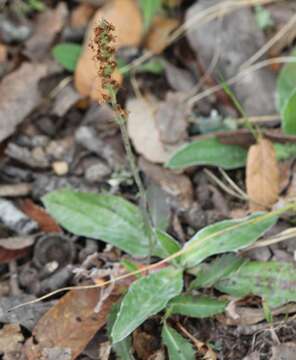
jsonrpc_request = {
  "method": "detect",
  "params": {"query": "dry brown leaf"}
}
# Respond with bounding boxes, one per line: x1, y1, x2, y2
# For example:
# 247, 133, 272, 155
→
24, 3, 68, 61
0, 43, 7, 63
246, 138, 280, 211
19, 199, 62, 233
74, 0, 142, 101
0, 62, 48, 143
0, 247, 29, 264
70, 3, 95, 28
145, 16, 179, 54
127, 97, 177, 163
24, 288, 121, 360
0, 324, 24, 359
271, 343, 296, 360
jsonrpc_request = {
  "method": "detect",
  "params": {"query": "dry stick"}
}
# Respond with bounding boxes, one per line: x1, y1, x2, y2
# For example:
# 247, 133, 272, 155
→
204, 169, 246, 200
187, 56, 296, 108
237, 114, 281, 125
10, 204, 296, 311
246, 227, 296, 250
219, 168, 248, 199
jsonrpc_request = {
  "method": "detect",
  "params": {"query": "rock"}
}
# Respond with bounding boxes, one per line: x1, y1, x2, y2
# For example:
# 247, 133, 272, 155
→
85, 162, 111, 182
52, 161, 69, 176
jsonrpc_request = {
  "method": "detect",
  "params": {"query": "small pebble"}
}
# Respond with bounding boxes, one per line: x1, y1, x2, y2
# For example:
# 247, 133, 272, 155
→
85, 162, 111, 183
52, 161, 69, 176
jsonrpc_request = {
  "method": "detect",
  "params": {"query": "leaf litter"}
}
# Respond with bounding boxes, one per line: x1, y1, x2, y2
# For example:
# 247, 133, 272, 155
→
2, 0, 296, 359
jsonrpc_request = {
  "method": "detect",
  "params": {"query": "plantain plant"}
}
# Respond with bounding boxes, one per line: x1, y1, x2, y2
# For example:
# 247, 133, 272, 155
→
43, 20, 296, 358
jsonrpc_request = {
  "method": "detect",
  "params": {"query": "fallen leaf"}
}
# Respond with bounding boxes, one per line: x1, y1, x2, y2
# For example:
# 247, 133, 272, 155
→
140, 157, 193, 210
155, 92, 188, 145
0, 236, 35, 250
70, 3, 95, 28
0, 43, 7, 63
0, 62, 48, 143
218, 303, 296, 326
24, 3, 68, 61
246, 138, 280, 211
271, 343, 296, 360
20, 199, 62, 233
127, 97, 176, 163
0, 324, 24, 359
24, 288, 121, 360
75, 0, 142, 101
0, 247, 29, 264
0, 295, 54, 331
145, 15, 179, 54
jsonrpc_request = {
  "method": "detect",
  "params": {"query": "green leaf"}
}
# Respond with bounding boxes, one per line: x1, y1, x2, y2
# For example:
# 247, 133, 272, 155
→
153, 230, 181, 260
136, 58, 165, 74
111, 267, 183, 343
166, 137, 248, 170
147, 183, 170, 231
107, 304, 135, 360
180, 212, 278, 269
215, 261, 296, 308
282, 88, 296, 135
139, 0, 162, 31
255, 5, 274, 30
275, 142, 296, 161
162, 323, 195, 360
43, 189, 150, 257
276, 48, 296, 111
52, 43, 82, 72
167, 295, 227, 318
189, 254, 246, 290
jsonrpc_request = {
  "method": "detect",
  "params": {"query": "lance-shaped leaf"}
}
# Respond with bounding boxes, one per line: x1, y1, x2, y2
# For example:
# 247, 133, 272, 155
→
162, 323, 195, 360
111, 267, 183, 343
43, 189, 150, 257
215, 261, 296, 308
153, 230, 181, 261
282, 88, 296, 135
167, 295, 227, 318
181, 212, 278, 269
166, 137, 248, 170
189, 254, 246, 290
107, 304, 135, 360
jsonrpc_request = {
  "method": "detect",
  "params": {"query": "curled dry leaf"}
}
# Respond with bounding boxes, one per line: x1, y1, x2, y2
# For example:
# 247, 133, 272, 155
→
246, 138, 280, 211
0, 62, 48, 143
0, 43, 7, 63
24, 288, 121, 360
70, 3, 96, 29
145, 16, 179, 54
20, 199, 62, 233
75, 0, 142, 101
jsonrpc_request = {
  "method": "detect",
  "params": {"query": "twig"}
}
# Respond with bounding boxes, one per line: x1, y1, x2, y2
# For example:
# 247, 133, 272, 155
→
187, 56, 296, 108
